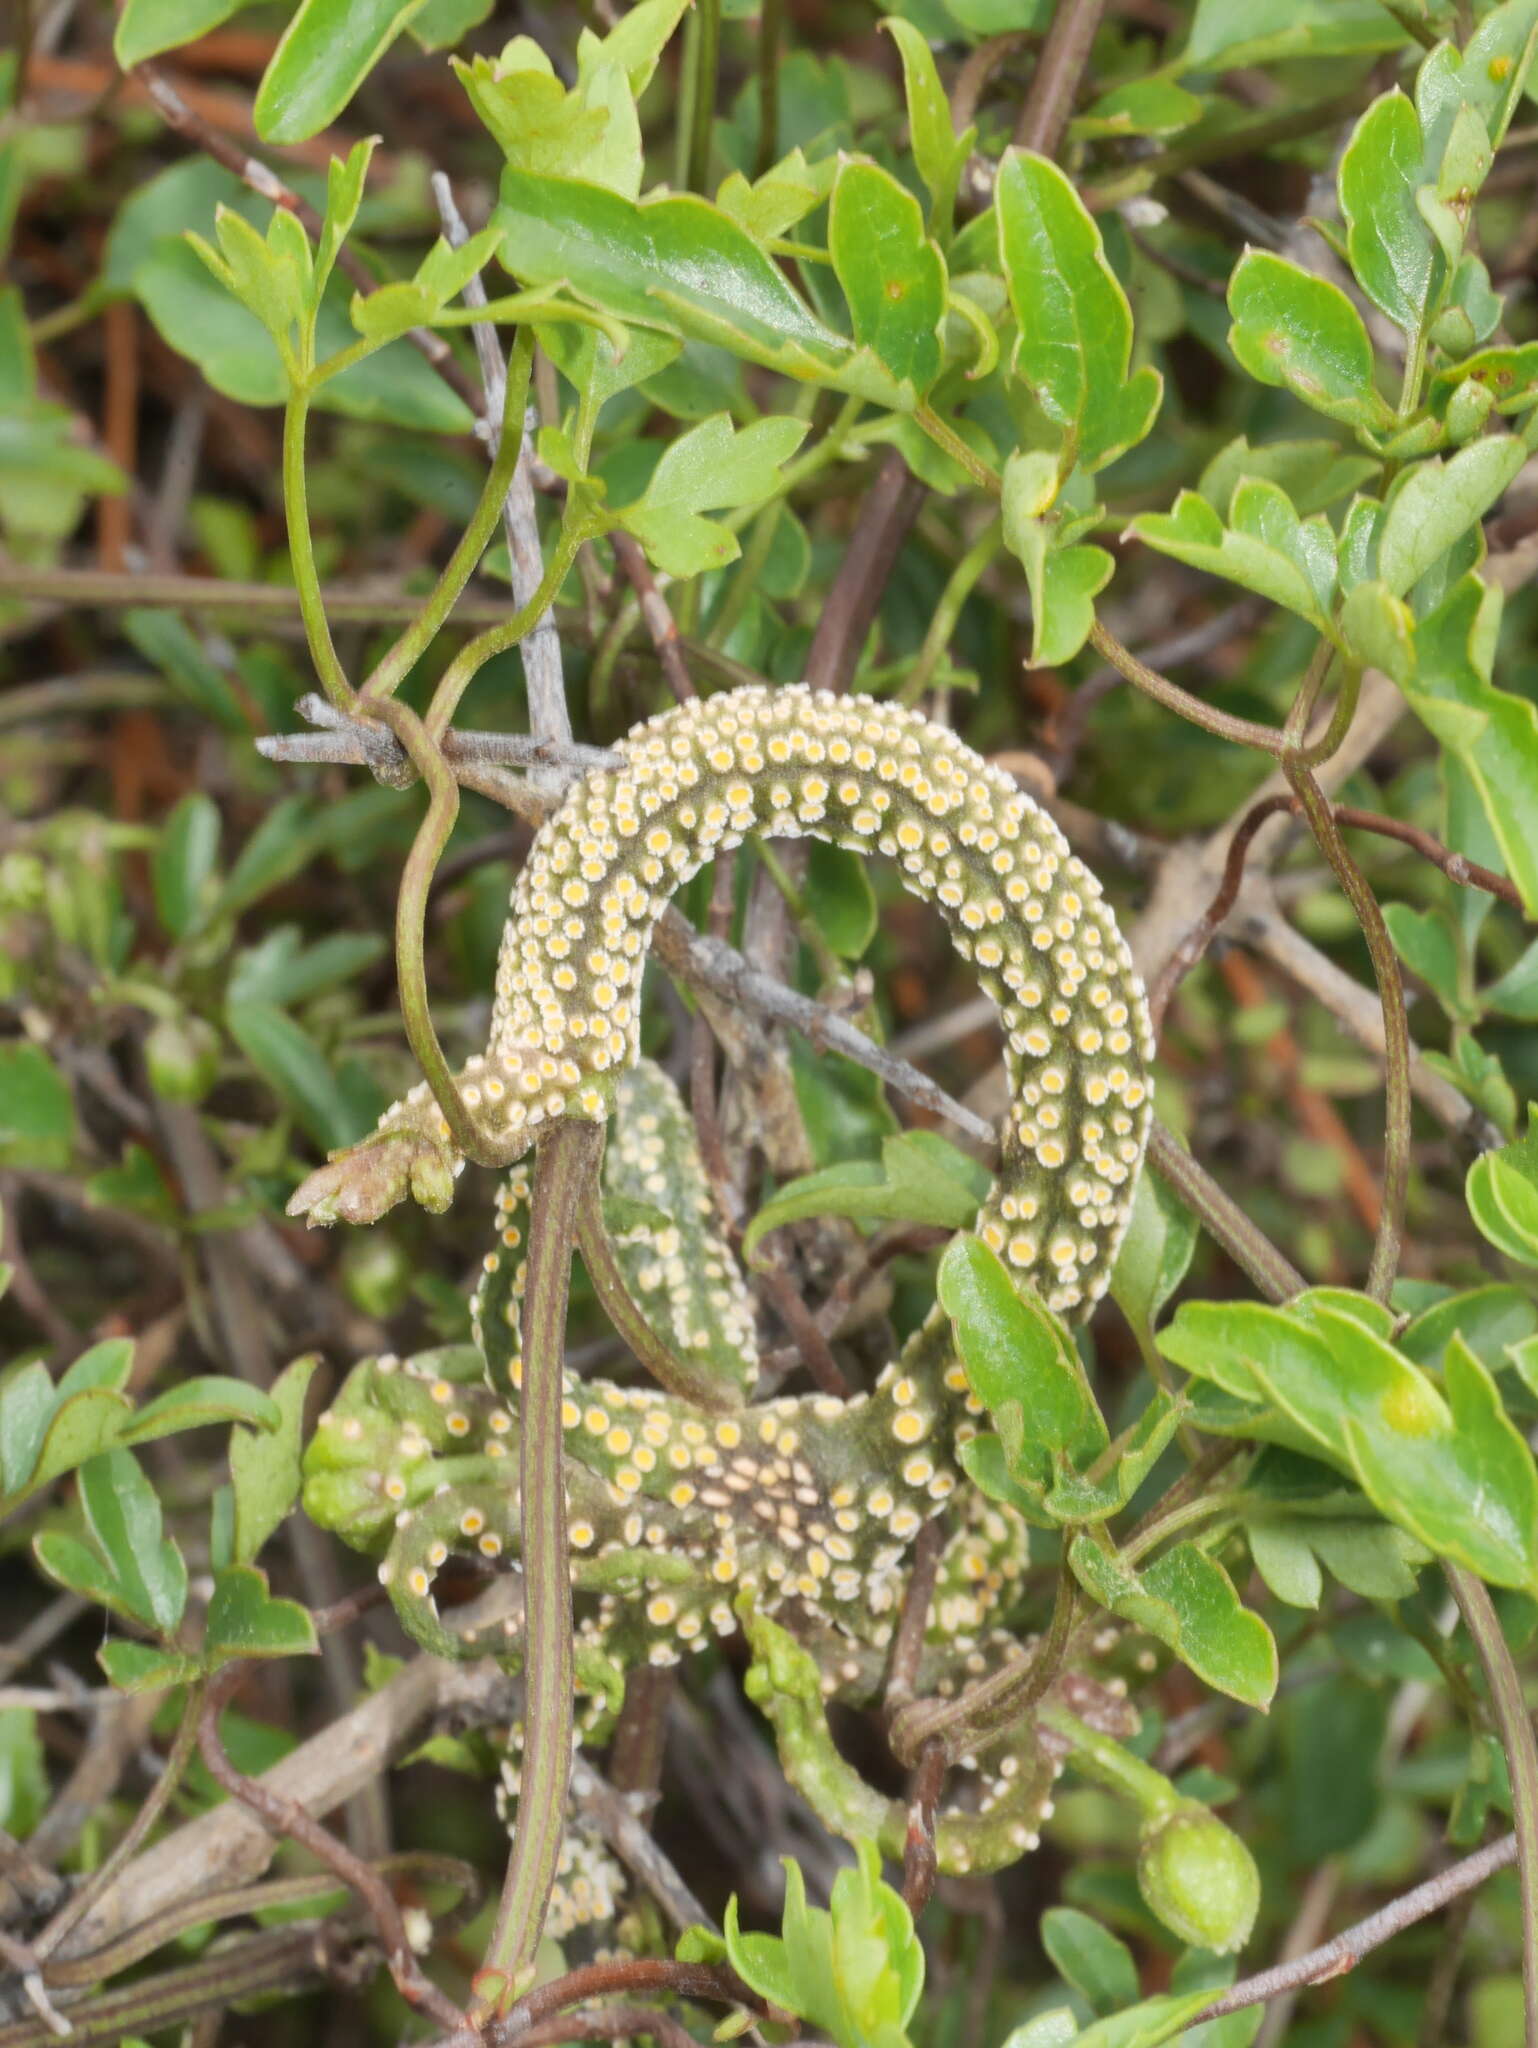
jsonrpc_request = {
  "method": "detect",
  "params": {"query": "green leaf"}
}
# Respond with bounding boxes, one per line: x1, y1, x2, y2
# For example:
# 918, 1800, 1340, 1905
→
1467, 1110, 1538, 1266
805, 840, 878, 961
123, 609, 247, 734
1376, 436, 1525, 595
882, 19, 975, 238
745, 1131, 990, 1259
1432, 344, 1538, 422
1402, 573, 1538, 917
1111, 1170, 1198, 1337
1002, 458, 1115, 667
1338, 89, 1438, 336
70, 1448, 188, 1637
829, 160, 947, 402
137, 239, 472, 432
255, 0, 427, 146
996, 150, 1161, 473
97, 1640, 202, 1694
1383, 902, 1467, 1016
226, 1000, 364, 1151
1127, 482, 1336, 627
1044, 1391, 1182, 1524
124, 1376, 280, 1444
724, 1839, 922, 2048
153, 793, 221, 939
716, 149, 830, 243
1198, 435, 1378, 520
615, 412, 808, 577
938, 1235, 1108, 1489
1040, 1907, 1139, 2017
1226, 249, 1393, 434
228, 1354, 317, 1567
493, 170, 898, 405
204, 1563, 319, 1664
114, 0, 246, 67
1339, 578, 1415, 680
0, 1041, 74, 1166
1072, 76, 1203, 140
1070, 1536, 1278, 1707
1182, 0, 1403, 69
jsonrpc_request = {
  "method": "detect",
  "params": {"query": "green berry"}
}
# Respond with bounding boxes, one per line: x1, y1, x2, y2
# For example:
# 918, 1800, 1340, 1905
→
1137, 1803, 1260, 1954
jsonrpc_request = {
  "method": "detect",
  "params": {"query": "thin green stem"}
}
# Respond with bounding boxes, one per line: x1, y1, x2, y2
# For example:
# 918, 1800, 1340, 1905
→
1446, 1564, 1538, 2048
282, 389, 351, 710
721, 392, 864, 534
1038, 1699, 1182, 1823
899, 515, 1003, 705
1119, 1490, 1248, 1566
1285, 760, 1410, 1303
685, 0, 721, 194
361, 334, 534, 704
425, 518, 591, 740
915, 405, 1002, 494
473, 1118, 605, 2019
367, 697, 504, 1165
707, 501, 783, 650
1291, 661, 1362, 769
1088, 619, 1289, 758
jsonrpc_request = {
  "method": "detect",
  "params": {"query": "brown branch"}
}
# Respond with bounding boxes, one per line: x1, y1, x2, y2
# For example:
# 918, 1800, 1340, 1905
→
610, 532, 697, 704
195, 1666, 462, 2028
1196, 1831, 1518, 2023
1014, 0, 1108, 154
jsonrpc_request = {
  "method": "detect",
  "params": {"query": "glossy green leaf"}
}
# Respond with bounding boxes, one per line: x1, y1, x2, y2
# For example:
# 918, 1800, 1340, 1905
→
1044, 1391, 1182, 1524
205, 1563, 319, 1664
124, 1376, 280, 1444
1041, 1907, 1139, 2017
1183, 0, 1402, 69
1383, 902, 1467, 1016
745, 1131, 989, 1259
1002, 459, 1115, 667
938, 1235, 1107, 1487
1227, 250, 1393, 434
715, 149, 830, 243
97, 1640, 202, 1694
1339, 578, 1415, 680
1402, 574, 1538, 916
1338, 89, 1438, 335
493, 170, 899, 404
1197, 436, 1378, 520
1376, 436, 1524, 595
615, 411, 808, 577
1069, 1536, 1278, 1707
255, 0, 427, 146
114, 0, 246, 67
1398, 1282, 1538, 1370
1111, 1170, 1198, 1337
829, 160, 947, 401
1431, 344, 1538, 421
1128, 482, 1336, 626
805, 840, 878, 961
153, 793, 221, 939
1072, 76, 1203, 140
724, 1839, 922, 2048
1467, 1112, 1538, 1266
882, 19, 975, 238
74, 1448, 187, 1636
997, 150, 1160, 473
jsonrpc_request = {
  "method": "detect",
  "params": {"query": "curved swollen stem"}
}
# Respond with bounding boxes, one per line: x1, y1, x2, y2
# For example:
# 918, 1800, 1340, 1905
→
1446, 1563, 1538, 2048
473, 1118, 606, 2019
